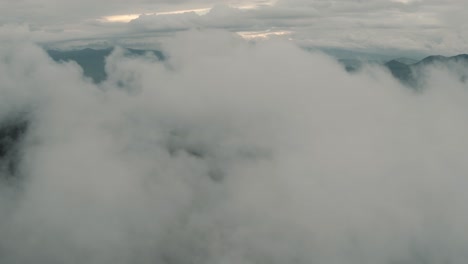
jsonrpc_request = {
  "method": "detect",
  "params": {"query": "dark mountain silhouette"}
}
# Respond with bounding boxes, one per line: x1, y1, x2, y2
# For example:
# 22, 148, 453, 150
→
0, 115, 28, 182
47, 48, 165, 83
387, 54, 468, 88
384, 59, 417, 87
392, 57, 418, 65
47, 48, 466, 88
339, 54, 468, 89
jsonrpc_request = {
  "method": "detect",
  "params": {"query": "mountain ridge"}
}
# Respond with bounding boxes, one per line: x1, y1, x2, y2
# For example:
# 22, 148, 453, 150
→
384, 53, 468, 88
46, 47, 467, 88
47, 48, 165, 83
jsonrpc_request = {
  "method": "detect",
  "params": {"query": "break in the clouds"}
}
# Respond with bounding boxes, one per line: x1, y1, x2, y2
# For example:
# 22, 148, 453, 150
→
1, 0, 467, 54
1, 29, 468, 264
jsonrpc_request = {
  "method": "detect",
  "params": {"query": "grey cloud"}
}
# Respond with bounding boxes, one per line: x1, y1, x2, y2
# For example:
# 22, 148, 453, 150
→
0, 0, 269, 25
1, 0, 467, 54
129, 4, 264, 31
1, 30, 468, 263
117, 0, 467, 54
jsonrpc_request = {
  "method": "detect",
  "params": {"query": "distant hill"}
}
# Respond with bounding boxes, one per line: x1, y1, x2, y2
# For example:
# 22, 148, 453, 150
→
384, 59, 417, 87
338, 54, 468, 89
46, 48, 467, 89
392, 57, 419, 65
0, 114, 28, 182
47, 48, 165, 83
385, 54, 468, 88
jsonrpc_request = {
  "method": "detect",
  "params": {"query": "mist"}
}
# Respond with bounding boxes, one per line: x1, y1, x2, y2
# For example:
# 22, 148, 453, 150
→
1, 30, 468, 264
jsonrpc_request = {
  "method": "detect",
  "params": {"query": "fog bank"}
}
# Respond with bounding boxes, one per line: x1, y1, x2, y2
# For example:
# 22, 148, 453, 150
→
1, 31, 468, 264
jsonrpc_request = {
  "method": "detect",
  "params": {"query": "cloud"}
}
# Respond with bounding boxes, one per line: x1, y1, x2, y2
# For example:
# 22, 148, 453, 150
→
1, 0, 467, 54
0, 0, 269, 26
121, 1, 468, 54
1, 30, 468, 263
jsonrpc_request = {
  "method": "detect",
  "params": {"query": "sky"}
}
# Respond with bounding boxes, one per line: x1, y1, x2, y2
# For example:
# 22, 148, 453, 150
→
0, 0, 467, 55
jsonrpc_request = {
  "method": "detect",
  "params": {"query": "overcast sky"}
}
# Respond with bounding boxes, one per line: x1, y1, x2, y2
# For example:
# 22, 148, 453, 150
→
2, 2, 468, 263
0, 0, 467, 55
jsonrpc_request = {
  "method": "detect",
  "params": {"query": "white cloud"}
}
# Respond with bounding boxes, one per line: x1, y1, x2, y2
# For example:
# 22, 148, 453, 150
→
1, 30, 468, 263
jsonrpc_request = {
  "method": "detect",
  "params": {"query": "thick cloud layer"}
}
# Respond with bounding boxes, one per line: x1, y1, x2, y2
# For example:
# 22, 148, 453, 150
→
1, 0, 467, 54
1, 30, 468, 264
0, 0, 253, 24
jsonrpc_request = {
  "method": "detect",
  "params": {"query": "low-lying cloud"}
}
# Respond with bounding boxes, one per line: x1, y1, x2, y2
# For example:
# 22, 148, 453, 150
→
1, 30, 468, 264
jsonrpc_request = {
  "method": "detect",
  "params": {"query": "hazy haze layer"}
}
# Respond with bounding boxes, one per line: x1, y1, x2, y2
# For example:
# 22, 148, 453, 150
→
0, 30, 468, 263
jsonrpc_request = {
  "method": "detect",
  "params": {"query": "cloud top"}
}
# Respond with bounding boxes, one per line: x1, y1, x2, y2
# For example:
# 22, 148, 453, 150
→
0, 30, 468, 263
